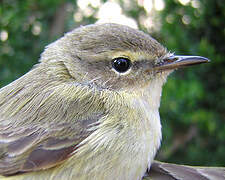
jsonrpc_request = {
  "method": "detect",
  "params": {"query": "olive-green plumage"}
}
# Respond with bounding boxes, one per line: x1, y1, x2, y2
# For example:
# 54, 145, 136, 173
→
0, 23, 222, 180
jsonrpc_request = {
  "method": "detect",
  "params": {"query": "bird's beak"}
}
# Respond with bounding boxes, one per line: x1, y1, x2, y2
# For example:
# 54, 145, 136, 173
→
154, 55, 210, 71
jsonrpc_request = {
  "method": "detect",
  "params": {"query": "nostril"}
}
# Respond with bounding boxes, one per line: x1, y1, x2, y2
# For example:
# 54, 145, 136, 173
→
163, 57, 177, 64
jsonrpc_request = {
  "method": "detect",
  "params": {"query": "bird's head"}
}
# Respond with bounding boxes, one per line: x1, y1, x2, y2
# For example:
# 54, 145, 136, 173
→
40, 23, 209, 92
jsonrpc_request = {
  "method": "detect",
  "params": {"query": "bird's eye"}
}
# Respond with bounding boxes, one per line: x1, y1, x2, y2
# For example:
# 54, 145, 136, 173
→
112, 57, 131, 73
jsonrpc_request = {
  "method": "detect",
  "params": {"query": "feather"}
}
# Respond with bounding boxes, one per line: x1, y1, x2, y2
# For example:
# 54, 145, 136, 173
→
0, 64, 104, 175
0, 117, 102, 176
144, 160, 225, 180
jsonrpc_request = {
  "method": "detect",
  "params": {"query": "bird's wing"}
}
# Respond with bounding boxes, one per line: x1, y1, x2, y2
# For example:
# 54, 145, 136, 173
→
0, 113, 102, 176
0, 77, 104, 176
144, 160, 225, 180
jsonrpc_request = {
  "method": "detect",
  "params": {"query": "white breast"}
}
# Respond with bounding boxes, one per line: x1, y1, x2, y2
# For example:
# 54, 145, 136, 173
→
127, 77, 165, 179
129, 96, 162, 179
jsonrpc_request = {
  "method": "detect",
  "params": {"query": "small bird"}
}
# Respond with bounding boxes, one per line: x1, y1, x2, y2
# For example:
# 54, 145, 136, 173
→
0, 23, 223, 180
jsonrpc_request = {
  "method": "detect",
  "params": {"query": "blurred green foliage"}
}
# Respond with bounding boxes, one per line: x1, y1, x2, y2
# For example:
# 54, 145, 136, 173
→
0, 0, 224, 166
159, 0, 225, 166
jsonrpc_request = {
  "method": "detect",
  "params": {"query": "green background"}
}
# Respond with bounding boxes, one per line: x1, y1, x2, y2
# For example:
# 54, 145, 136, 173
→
0, 0, 224, 166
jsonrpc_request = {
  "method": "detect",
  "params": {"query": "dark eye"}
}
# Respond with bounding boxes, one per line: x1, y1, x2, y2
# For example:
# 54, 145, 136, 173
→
112, 57, 131, 73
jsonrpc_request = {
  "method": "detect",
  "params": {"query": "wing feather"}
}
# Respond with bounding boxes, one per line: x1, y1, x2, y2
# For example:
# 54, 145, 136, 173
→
0, 115, 101, 175
0, 73, 104, 176
145, 160, 225, 180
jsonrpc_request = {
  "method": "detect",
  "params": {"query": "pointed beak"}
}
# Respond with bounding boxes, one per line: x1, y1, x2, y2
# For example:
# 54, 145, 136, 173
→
154, 55, 210, 71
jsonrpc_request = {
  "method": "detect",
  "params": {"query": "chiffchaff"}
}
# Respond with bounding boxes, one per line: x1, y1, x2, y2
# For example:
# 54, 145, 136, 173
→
0, 23, 210, 180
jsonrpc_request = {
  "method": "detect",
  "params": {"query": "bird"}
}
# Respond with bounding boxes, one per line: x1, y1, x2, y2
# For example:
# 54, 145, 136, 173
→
0, 23, 223, 180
